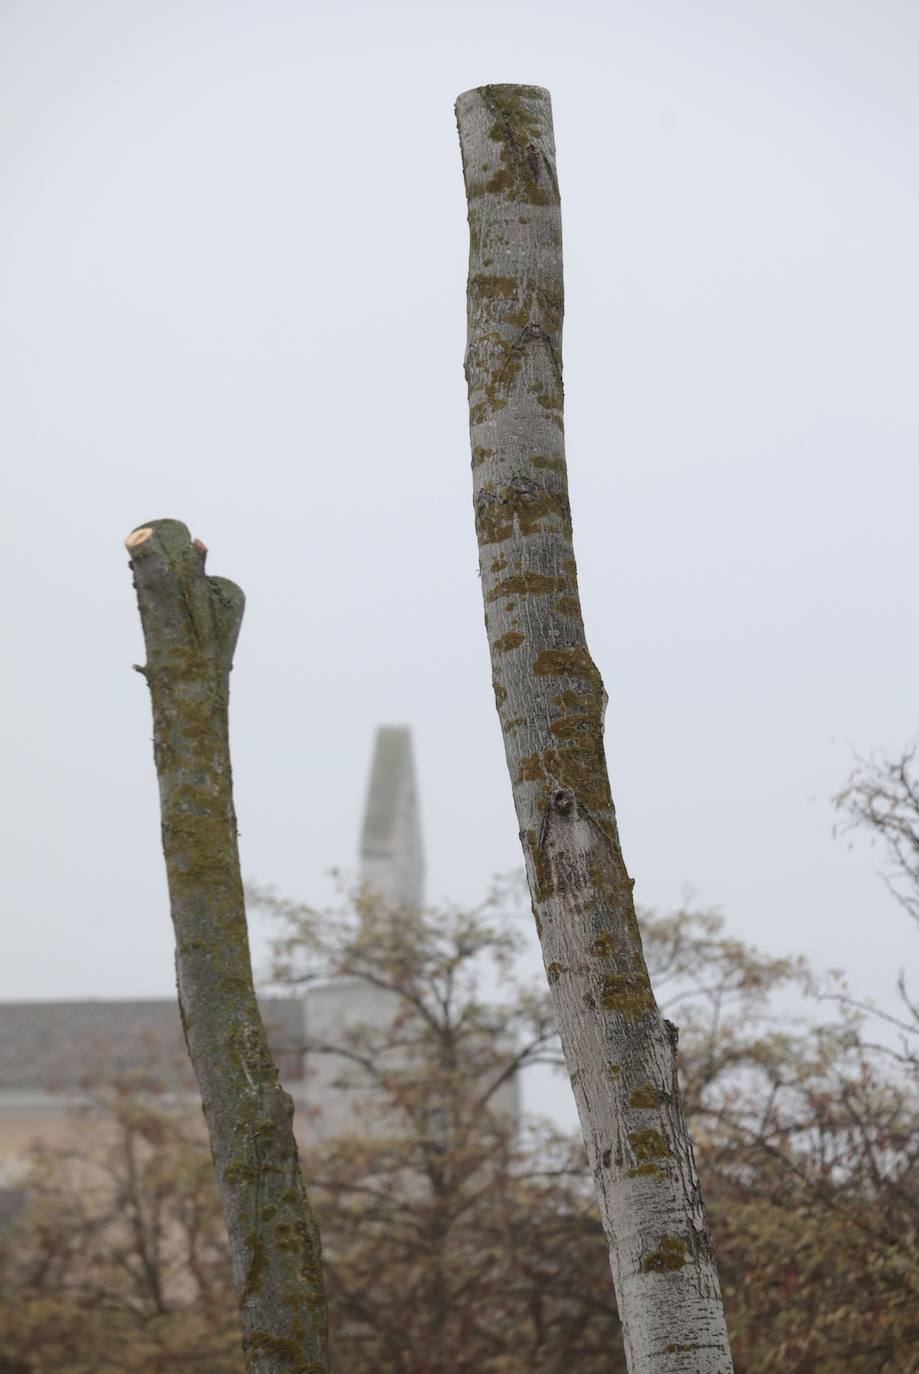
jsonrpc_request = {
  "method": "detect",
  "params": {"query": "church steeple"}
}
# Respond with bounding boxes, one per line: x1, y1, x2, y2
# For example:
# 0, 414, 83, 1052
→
358, 726, 425, 911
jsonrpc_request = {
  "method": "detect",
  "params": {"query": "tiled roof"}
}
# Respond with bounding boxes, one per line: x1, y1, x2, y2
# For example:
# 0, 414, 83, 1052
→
0, 998, 305, 1093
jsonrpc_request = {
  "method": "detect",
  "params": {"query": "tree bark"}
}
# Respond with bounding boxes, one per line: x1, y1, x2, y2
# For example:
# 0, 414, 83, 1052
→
456, 86, 734, 1373
125, 519, 329, 1374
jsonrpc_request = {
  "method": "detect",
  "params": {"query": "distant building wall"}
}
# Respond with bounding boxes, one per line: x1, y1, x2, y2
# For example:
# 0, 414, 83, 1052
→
0, 727, 519, 1179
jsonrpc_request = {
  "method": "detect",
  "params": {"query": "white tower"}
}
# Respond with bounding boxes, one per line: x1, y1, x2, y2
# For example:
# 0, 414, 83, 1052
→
358, 725, 425, 910
298, 726, 426, 1140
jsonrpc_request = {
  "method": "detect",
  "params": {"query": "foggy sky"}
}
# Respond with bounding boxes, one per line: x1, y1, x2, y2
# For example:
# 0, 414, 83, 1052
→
2, 0, 917, 1054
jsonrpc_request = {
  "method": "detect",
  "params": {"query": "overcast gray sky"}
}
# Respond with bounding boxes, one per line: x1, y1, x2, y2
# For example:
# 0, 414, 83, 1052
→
2, 1, 917, 1051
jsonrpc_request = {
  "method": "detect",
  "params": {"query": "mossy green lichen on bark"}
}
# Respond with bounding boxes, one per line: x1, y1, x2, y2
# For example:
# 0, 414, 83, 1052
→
522, 826, 556, 901
628, 1129, 668, 1162
629, 1083, 664, 1110
224, 1159, 258, 1187
535, 387, 563, 411
598, 971, 654, 1018
464, 271, 564, 431
468, 272, 518, 300
127, 520, 329, 1374
505, 289, 563, 335
242, 1329, 306, 1364
549, 713, 599, 742
525, 740, 611, 831
506, 644, 613, 834
459, 86, 734, 1368
531, 646, 598, 680
468, 84, 560, 207
531, 453, 566, 475
474, 483, 572, 545
627, 1162, 668, 1180
493, 630, 525, 654
486, 572, 567, 602
241, 1232, 268, 1303
641, 1234, 688, 1274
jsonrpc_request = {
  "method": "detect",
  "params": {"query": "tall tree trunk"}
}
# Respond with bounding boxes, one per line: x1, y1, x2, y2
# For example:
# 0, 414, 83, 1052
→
125, 519, 329, 1374
455, 86, 734, 1373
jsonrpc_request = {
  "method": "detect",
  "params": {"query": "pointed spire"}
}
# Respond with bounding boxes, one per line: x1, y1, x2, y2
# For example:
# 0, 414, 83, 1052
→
359, 726, 425, 911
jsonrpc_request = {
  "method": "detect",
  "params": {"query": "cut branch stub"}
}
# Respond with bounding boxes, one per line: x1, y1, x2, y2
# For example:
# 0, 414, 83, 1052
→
457, 87, 734, 1374
125, 518, 329, 1374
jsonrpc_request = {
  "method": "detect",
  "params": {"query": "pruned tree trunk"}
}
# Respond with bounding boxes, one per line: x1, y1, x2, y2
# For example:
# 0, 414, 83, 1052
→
125, 519, 329, 1374
456, 86, 734, 1373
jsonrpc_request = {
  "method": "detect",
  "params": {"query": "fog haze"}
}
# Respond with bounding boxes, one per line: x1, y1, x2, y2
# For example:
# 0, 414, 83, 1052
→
2, 2, 916, 1041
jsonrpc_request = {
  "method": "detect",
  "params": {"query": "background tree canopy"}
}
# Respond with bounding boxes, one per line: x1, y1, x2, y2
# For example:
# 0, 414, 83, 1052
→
1, 749, 916, 1372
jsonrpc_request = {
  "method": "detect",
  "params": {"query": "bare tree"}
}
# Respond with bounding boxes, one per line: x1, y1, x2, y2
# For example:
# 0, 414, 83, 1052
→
251, 882, 623, 1374
834, 744, 919, 1065
455, 85, 734, 1372
836, 745, 919, 934
125, 519, 329, 1374
3, 896, 914, 1372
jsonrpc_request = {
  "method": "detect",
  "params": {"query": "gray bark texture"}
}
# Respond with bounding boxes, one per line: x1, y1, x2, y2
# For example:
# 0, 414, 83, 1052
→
126, 519, 329, 1374
456, 86, 735, 1374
